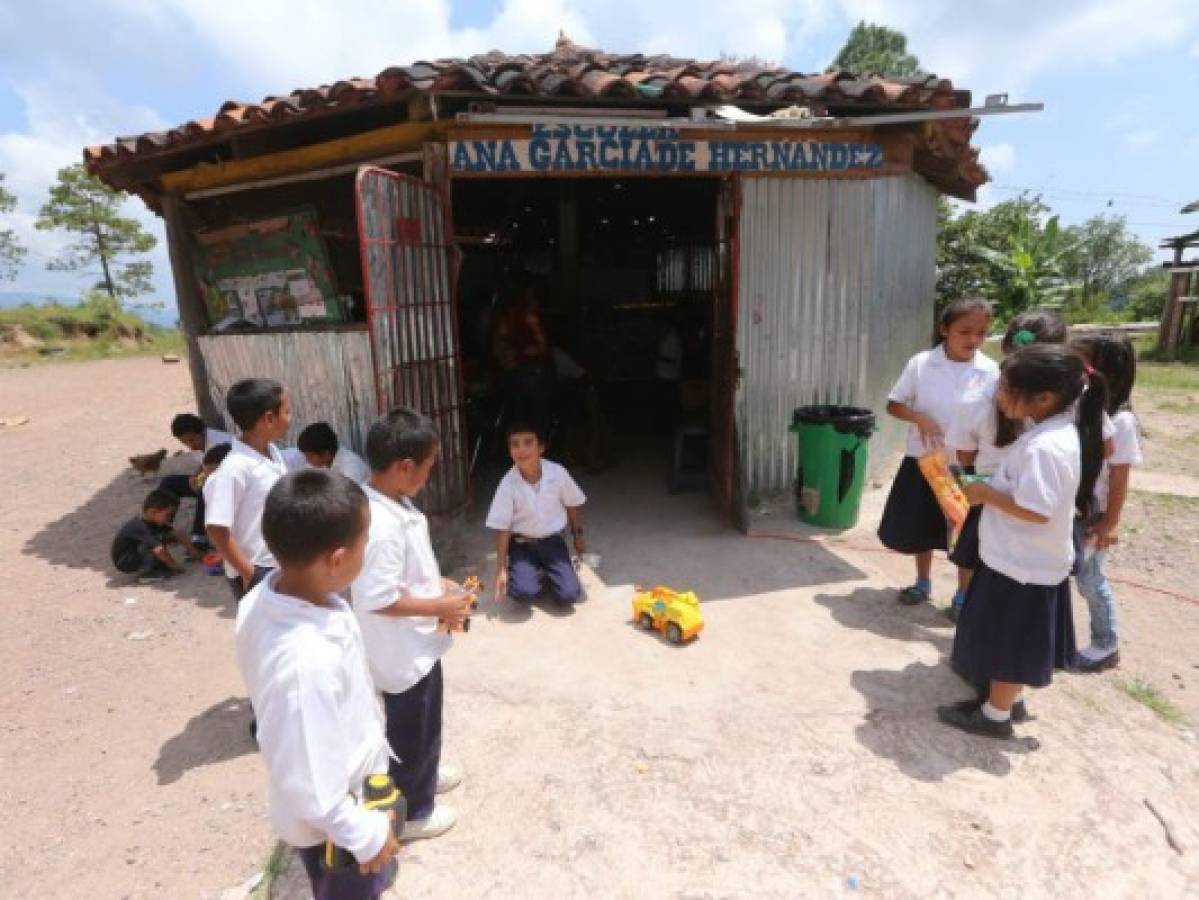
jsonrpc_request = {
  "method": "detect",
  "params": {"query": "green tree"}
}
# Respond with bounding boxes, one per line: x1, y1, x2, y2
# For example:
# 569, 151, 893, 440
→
35, 163, 156, 302
1061, 214, 1153, 307
0, 172, 26, 282
974, 215, 1075, 319
936, 193, 1052, 314
1124, 269, 1171, 321
828, 22, 923, 77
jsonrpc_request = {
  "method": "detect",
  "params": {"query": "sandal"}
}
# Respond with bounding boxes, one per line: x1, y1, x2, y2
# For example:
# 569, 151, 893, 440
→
898, 584, 931, 605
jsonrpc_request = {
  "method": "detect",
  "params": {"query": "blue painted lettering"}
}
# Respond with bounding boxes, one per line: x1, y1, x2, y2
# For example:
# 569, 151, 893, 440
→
451, 142, 473, 171
472, 141, 497, 171
599, 139, 620, 168
828, 143, 848, 170
529, 139, 551, 171
633, 141, 654, 170
678, 142, 697, 171
750, 143, 768, 172
552, 140, 575, 171
576, 140, 598, 170
498, 140, 519, 172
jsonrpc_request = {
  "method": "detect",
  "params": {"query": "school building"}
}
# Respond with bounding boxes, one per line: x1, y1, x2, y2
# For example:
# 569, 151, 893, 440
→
86, 35, 1011, 529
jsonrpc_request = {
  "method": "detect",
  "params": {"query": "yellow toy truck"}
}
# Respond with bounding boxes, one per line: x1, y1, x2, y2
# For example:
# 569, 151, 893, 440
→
631, 586, 704, 645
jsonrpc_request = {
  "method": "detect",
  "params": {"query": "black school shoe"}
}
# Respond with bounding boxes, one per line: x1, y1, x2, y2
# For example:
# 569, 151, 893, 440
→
937, 702, 1015, 739
971, 687, 1031, 723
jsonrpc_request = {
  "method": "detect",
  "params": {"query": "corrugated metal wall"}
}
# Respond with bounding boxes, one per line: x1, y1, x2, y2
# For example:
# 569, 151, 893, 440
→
736, 174, 937, 497
196, 329, 379, 452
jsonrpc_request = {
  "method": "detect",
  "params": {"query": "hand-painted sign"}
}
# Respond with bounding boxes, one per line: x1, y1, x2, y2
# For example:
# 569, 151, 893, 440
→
451, 125, 884, 176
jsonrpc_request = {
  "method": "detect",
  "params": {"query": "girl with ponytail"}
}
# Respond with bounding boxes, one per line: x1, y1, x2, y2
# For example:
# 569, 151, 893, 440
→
939, 345, 1107, 738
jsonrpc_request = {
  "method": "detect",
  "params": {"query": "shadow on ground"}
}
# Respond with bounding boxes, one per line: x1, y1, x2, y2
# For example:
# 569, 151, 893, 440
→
154, 695, 256, 785
23, 468, 236, 619
817, 586, 1039, 782
466, 450, 867, 604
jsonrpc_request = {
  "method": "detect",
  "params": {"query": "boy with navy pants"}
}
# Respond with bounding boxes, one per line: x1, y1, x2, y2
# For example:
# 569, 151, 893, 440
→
487, 423, 587, 605
351, 408, 472, 841
235, 470, 400, 899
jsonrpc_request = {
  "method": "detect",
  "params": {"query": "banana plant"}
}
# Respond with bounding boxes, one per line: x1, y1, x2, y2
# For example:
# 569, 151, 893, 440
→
974, 215, 1076, 320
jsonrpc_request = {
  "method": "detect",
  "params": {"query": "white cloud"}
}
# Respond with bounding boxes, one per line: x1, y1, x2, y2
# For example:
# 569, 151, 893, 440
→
979, 143, 1016, 174
1123, 129, 1162, 148
0, 74, 170, 299
837, 0, 1199, 92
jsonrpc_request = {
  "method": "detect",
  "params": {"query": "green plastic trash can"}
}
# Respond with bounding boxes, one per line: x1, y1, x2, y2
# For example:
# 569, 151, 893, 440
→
790, 405, 876, 529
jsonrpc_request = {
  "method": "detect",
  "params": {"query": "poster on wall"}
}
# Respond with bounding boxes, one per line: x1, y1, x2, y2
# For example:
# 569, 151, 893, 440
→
192, 207, 342, 328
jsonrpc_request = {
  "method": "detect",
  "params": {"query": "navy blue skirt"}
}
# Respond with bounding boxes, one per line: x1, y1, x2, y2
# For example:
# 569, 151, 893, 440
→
878, 456, 950, 554
951, 562, 1075, 688
948, 505, 983, 570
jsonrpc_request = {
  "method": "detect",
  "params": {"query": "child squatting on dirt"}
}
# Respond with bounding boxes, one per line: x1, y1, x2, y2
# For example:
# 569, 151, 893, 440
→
878, 297, 999, 607
939, 345, 1108, 738
234, 469, 400, 900
110, 488, 200, 581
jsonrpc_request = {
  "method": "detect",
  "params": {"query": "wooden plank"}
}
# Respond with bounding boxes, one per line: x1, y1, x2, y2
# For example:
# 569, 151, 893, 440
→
161, 194, 221, 425
160, 122, 441, 194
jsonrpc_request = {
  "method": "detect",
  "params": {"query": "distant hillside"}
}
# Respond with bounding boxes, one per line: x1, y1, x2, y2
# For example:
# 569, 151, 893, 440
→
0, 291, 179, 328
0, 298, 182, 365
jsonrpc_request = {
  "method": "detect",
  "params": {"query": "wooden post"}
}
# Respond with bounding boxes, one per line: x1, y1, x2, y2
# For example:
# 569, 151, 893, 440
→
160, 194, 221, 424
1159, 245, 1184, 359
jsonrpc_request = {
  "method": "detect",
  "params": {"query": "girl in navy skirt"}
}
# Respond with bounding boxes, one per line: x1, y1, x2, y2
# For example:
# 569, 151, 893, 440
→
879, 298, 998, 606
939, 345, 1107, 739
944, 310, 1068, 620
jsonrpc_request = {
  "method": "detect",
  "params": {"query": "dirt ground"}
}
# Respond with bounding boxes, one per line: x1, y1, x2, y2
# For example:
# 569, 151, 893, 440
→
1, 357, 1197, 900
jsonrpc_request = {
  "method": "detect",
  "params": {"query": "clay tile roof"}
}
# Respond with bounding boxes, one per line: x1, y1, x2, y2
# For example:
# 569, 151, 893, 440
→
84, 33, 976, 187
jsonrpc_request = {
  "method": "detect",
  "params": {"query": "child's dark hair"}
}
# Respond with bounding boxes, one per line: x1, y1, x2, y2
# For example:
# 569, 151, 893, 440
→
297, 422, 339, 456
994, 309, 1069, 446
933, 297, 992, 347
262, 469, 367, 567
226, 379, 284, 432
1001, 345, 1109, 519
143, 488, 179, 513
202, 442, 232, 468
1001, 309, 1068, 354
1070, 334, 1136, 414
504, 420, 544, 444
170, 413, 205, 439
365, 407, 440, 472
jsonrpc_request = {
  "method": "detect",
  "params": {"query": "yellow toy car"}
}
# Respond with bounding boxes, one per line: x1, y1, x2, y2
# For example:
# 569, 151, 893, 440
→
632, 586, 704, 645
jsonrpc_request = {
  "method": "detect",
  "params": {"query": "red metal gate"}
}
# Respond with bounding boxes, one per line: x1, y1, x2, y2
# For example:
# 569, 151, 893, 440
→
355, 167, 469, 515
710, 174, 743, 528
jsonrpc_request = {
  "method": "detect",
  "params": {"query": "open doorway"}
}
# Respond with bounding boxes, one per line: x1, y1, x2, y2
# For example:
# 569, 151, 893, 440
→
451, 176, 729, 509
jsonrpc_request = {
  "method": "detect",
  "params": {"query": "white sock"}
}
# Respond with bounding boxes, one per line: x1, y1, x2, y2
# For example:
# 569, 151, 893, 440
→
981, 701, 1011, 723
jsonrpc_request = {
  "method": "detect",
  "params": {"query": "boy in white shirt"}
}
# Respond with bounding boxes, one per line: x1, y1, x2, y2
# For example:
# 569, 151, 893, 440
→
298, 421, 371, 485
204, 378, 292, 600
162, 412, 236, 546
351, 408, 472, 841
486, 422, 587, 606
236, 469, 400, 899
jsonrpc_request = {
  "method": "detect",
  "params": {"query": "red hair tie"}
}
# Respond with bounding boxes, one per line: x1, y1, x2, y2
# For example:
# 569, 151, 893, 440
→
1083, 361, 1096, 377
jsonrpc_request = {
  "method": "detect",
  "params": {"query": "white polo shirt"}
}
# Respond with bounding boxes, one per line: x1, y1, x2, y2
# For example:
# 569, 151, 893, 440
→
235, 574, 391, 862
350, 485, 450, 695
1095, 410, 1142, 513
947, 399, 1117, 480
333, 448, 371, 486
203, 439, 288, 577
485, 460, 586, 539
205, 427, 234, 451
979, 411, 1081, 585
888, 346, 999, 458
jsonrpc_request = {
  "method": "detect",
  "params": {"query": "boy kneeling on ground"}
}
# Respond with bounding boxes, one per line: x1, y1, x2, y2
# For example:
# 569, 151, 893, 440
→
486, 422, 587, 606
111, 488, 199, 582
235, 469, 400, 899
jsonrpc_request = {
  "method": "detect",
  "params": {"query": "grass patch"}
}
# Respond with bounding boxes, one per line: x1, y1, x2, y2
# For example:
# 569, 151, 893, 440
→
1117, 677, 1186, 724
0, 300, 183, 367
248, 841, 290, 900
1135, 362, 1199, 394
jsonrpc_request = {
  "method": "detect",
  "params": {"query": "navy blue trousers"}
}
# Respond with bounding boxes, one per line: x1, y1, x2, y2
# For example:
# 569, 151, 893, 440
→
508, 534, 582, 603
296, 843, 397, 900
383, 661, 443, 821
227, 565, 274, 601
158, 474, 206, 538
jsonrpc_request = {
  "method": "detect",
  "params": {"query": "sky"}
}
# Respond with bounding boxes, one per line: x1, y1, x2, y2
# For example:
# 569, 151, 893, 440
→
0, 0, 1196, 314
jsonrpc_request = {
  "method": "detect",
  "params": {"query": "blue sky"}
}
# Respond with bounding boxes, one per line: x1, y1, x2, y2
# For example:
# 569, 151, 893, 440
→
1, 0, 1196, 312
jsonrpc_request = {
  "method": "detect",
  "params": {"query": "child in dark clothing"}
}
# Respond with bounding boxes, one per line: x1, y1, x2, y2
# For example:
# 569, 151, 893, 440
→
111, 489, 198, 581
